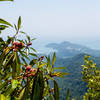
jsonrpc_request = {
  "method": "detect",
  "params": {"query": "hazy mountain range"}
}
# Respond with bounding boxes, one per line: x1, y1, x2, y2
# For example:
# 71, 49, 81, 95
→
46, 41, 100, 58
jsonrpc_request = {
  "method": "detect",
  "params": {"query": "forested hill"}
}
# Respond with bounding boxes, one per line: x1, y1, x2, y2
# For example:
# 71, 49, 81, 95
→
54, 53, 100, 99
46, 41, 100, 58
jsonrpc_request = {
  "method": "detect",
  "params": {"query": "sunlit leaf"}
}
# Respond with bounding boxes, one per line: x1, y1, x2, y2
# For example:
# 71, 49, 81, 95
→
18, 88, 25, 100
38, 63, 46, 68
45, 75, 55, 81
0, 94, 6, 100
11, 79, 18, 89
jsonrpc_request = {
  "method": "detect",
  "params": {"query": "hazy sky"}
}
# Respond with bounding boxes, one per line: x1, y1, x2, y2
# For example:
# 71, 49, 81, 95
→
0, 0, 100, 49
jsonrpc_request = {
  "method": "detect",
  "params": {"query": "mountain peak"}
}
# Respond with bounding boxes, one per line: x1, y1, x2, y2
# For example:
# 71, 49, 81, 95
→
46, 41, 100, 58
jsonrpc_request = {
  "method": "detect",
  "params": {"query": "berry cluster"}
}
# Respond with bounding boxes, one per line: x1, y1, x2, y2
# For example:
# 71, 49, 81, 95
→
24, 65, 37, 77
12, 41, 24, 51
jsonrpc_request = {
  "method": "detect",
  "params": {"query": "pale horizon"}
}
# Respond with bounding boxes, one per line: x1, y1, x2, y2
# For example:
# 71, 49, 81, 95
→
0, 0, 100, 49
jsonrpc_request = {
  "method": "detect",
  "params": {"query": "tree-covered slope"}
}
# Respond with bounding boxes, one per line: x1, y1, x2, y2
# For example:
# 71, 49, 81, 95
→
55, 53, 100, 99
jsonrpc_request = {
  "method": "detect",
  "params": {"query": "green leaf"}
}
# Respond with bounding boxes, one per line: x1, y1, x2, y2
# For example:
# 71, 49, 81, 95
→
0, 18, 13, 27
47, 56, 51, 68
0, 82, 7, 90
30, 47, 37, 52
4, 85, 13, 96
38, 63, 46, 68
11, 79, 18, 89
60, 72, 70, 76
50, 94, 53, 100
29, 53, 37, 57
52, 52, 56, 66
21, 57, 27, 65
14, 24, 17, 31
31, 72, 44, 100
15, 52, 21, 75
3, 54, 14, 69
0, 0, 13, 1
0, 94, 6, 100
29, 59, 37, 66
54, 67, 66, 70
18, 88, 25, 100
20, 31, 26, 34
54, 80, 59, 100
0, 25, 8, 30
17, 16, 21, 31
26, 35, 31, 42
19, 50, 30, 60
45, 75, 55, 81
22, 84, 30, 100
66, 88, 70, 100
31, 38, 36, 41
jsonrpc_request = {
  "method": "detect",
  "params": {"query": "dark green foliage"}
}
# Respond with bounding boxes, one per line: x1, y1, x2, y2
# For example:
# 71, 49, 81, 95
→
31, 72, 44, 100
66, 88, 70, 100
0, 0, 13, 1
54, 80, 59, 100
55, 53, 100, 99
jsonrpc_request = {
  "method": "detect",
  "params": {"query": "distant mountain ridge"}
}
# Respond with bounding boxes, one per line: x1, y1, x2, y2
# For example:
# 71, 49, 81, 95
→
46, 41, 100, 58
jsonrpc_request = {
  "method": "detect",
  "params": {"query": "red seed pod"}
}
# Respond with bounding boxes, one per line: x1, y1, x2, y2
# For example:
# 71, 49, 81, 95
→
30, 68, 37, 72
40, 56, 44, 60
26, 70, 28, 73
30, 73, 35, 76
18, 42, 24, 48
13, 41, 19, 46
26, 65, 31, 70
